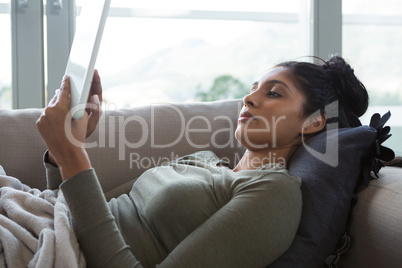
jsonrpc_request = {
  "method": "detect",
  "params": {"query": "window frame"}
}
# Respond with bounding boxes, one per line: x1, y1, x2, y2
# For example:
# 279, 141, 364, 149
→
11, 0, 45, 108
45, 0, 75, 103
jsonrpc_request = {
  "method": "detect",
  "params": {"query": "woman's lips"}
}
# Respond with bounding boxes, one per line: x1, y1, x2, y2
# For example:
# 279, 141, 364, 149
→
238, 111, 254, 121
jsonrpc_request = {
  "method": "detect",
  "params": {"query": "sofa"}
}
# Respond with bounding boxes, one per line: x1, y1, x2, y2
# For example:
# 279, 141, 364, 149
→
0, 99, 401, 267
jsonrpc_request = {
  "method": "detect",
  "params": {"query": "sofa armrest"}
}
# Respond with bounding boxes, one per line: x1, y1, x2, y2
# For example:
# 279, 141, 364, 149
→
340, 166, 402, 267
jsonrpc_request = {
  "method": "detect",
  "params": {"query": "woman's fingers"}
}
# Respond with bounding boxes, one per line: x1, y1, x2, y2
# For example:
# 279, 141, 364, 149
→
57, 75, 71, 106
47, 76, 71, 110
82, 70, 103, 138
48, 89, 59, 106
86, 94, 102, 138
88, 70, 103, 104
90, 94, 101, 115
92, 70, 103, 102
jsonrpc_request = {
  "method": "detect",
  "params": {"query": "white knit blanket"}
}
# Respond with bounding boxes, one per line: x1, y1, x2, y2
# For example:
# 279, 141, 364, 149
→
0, 165, 85, 267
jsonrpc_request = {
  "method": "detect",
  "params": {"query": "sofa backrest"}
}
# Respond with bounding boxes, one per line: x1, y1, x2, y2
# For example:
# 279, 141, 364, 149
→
0, 100, 245, 192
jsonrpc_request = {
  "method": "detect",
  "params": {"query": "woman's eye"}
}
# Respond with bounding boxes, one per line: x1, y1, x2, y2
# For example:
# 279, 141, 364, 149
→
268, 91, 281, 98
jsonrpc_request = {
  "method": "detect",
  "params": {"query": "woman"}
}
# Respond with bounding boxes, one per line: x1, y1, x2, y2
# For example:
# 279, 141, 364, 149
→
36, 55, 368, 267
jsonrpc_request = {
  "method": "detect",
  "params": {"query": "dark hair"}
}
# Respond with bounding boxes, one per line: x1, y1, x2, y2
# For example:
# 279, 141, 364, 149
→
278, 56, 402, 167
276, 55, 369, 129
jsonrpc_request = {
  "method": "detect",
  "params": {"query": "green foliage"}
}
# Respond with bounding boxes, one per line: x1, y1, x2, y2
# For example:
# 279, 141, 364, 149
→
196, 75, 249, 101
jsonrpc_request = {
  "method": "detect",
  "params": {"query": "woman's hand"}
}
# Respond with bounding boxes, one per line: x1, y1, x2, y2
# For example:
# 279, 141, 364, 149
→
85, 70, 103, 138
36, 75, 93, 181
45, 71, 103, 168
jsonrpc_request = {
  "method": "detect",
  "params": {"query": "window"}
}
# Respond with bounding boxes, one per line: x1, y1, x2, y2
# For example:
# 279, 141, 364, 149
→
75, 0, 302, 108
7, 0, 341, 110
0, 1, 11, 109
343, 0, 402, 154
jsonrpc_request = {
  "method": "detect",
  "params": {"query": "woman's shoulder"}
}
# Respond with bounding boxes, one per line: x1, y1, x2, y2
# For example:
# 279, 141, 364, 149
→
236, 163, 301, 184
222, 164, 301, 201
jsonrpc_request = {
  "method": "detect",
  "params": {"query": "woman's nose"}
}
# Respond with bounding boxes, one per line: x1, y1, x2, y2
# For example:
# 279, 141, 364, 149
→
243, 92, 256, 107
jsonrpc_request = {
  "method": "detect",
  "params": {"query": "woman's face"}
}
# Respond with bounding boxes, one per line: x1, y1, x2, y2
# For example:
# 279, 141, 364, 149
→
235, 67, 308, 152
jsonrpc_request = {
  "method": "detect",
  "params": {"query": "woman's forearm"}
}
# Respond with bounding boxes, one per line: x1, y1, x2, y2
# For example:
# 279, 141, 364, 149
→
58, 148, 92, 181
61, 169, 142, 267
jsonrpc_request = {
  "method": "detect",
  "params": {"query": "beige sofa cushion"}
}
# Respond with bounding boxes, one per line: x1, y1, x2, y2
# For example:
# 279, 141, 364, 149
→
0, 108, 46, 188
340, 166, 402, 267
0, 100, 245, 192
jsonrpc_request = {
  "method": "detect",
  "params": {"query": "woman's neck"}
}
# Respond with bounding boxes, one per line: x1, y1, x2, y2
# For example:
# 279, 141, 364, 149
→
233, 148, 293, 171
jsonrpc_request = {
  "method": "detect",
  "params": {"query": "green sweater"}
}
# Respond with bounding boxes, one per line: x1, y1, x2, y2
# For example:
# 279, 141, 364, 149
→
46, 151, 302, 267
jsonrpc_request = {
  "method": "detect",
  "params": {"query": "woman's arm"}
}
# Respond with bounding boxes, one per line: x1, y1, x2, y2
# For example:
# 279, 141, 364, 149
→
45, 71, 103, 167
36, 72, 102, 182
37, 73, 142, 266
44, 151, 63, 190
60, 168, 142, 267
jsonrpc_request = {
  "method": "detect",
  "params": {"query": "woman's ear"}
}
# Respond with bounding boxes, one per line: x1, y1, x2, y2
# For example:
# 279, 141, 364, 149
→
302, 114, 327, 135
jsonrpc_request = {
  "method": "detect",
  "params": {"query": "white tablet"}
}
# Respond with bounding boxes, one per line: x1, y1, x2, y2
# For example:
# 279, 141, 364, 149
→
65, 0, 111, 119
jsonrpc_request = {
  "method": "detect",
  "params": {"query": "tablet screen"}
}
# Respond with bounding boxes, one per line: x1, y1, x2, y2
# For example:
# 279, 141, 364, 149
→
65, 0, 111, 119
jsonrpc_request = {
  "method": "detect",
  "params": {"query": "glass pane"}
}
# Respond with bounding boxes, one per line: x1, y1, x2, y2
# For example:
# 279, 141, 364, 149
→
74, 1, 301, 108
0, 11, 12, 109
94, 17, 300, 108
343, 2, 402, 154
343, 0, 402, 15
77, 0, 300, 13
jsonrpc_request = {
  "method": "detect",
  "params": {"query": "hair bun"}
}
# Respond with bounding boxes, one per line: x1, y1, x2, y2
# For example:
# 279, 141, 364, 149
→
323, 55, 369, 117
